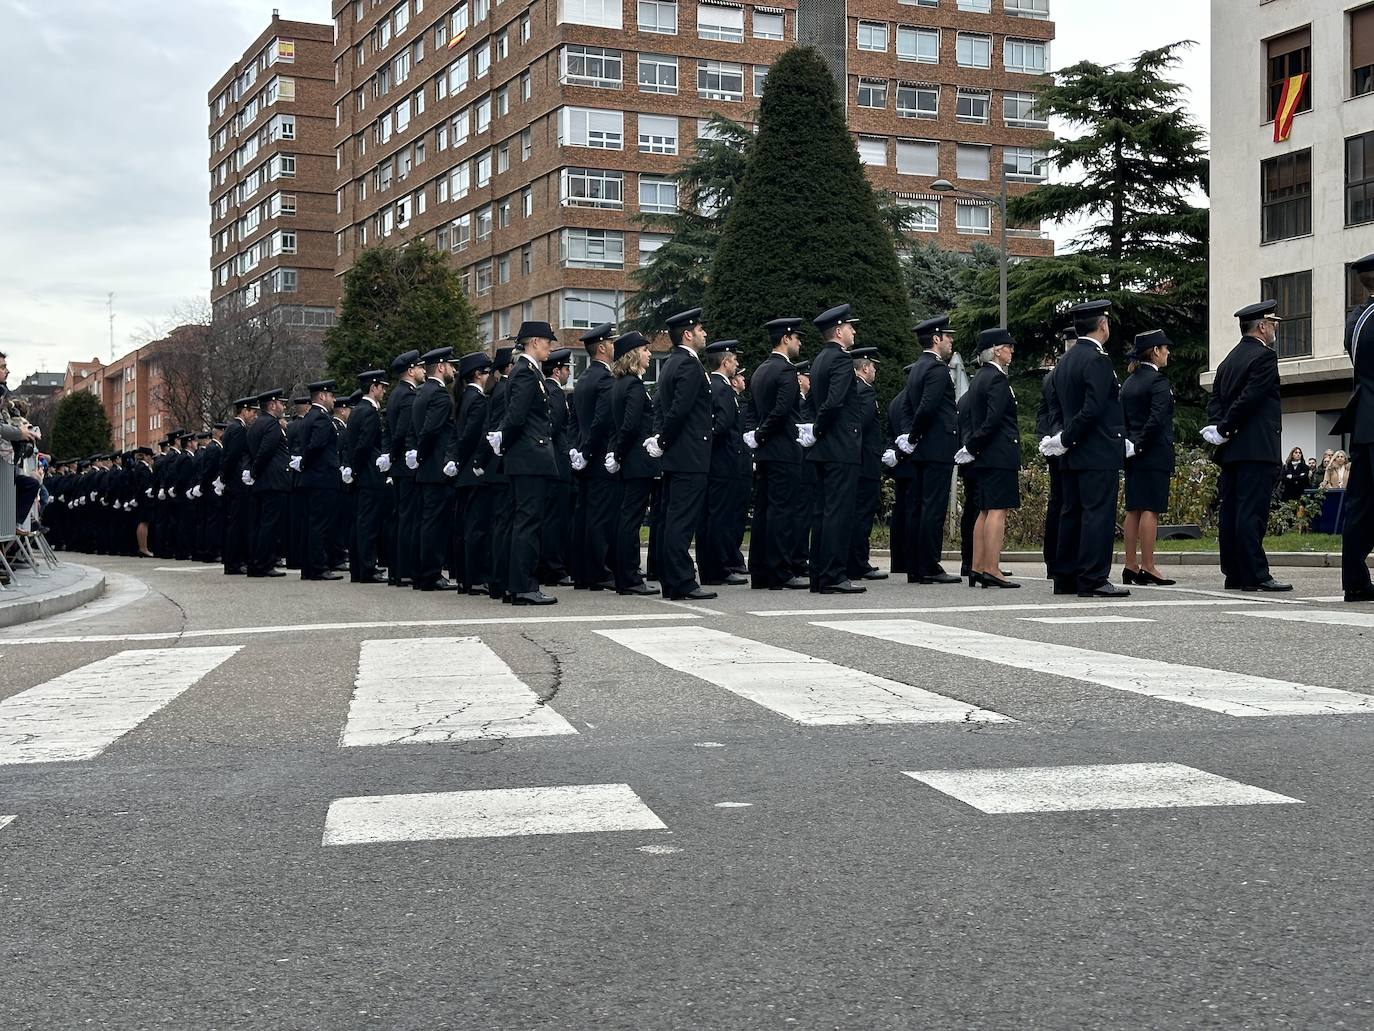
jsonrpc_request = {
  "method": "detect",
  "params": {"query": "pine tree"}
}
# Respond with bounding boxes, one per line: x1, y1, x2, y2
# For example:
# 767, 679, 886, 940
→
324, 238, 479, 385
50, 391, 112, 459
704, 48, 912, 401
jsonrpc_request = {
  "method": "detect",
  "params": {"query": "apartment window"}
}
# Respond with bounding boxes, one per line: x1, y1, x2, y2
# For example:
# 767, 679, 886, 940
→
857, 21, 888, 52
953, 144, 989, 181
450, 163, 470, 199
1003, 90, 1046, 127
753, 65, 768, 96
1347, 131, 1374, 226
639, 0, 677, 34
497, 254, 511, 284
698, 3, 744, 42
475, 261, 493, 296
476, 204, 493, 239
559, 0, 623, 28
897, 84, 938, 119
498, 197, 510, 227
475, 41, 491, 78
639, 175, 678, 213
639, 54, 678, 94
857, 78, 887, 109
562, 228, 625, 268
897, 26, 939, 63
1355, 6, 1374, 97
522, 186, 533, 216
495, 87, 509, 116
1266, 27, 1311, 121
905, 200, 938, 232
957, 0, 990, 9
956, 33, 991, 68
521, 127, 532, 160
956, 203, 992, 235
560, 106, 624, 148
476, 150, 492, 185
452, 109, 470, 144
496, 30, 508, 60
698, 61, 744, 101
638, 114, 678, 154
497, 143, 510, 172
520, 70, 531, 100
1006, 0, 1050, 17
476, 94, 491, 132
896, 138, 938, 176
561, 167, 625, 207
1004, 38, 1047, 74
1261, 149, 1312, 242
856, 135, 887, 166
639, 231, 670, 263
520, 13, 531, 41
562, 290, 620, 329
1004, 146, 1048, 180
521, 244, 532, 275
1259, 271, 1312, 359
562, 44, 623, 87
754, 10, 783, 39
956, 88, 990, 123
1350, 262, 1373, 308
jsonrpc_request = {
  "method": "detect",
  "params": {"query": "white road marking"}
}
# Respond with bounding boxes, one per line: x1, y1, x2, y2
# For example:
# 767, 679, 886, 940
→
0, 646, 241, 765
637, 844, 682, 855
16, 612, 699, 646
1019, 616, 1155, 625
714, 802, 753, 808
152, 566, 220, 573
0, 815, 15, 833
904, 762, 1302, 814
1230, 608, 1374, 629
597, 625, 1012, 726
748, 598, 1264, 618
819, 619, 1374, 717
322, 783, 667, 845
1125, 583, 1307, 605
340, 637, 575, 746
1298, 596, 1349, 603
0, 571, 149, 640
653, 598, 727, 616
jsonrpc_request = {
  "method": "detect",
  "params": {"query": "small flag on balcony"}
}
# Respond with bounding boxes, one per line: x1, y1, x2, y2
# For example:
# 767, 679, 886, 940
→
448, 28, 466, 48
1273, 72, 1309, 143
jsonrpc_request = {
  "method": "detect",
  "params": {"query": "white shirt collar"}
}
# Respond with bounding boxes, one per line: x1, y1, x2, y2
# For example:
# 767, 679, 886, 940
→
364, 395, 380, 409
1142, 362, 1159, 371
311, 401, 329, 412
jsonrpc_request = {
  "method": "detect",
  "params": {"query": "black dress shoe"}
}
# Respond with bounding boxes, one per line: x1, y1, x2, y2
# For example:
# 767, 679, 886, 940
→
416, 578, 459, 592
1344, 587, 1374, 603
918, 573, 962, 585
781, 576, 809, 589
1052, 578, 1077, 595
589, 579, 616, 592
1078, 582, 1131, 598
223, 567, 246, 575
861, 569, 889, 581
1121, 568, 1139, 585
513, 591, 558, 605
619, 582, 659, 596
1244, 579, 1293, 593
263, 568, 287, 578
978, 574, 1022, 590
819, 580, 867, 595
356, 574, 388, 584
1134, 569, 1177, 586
303, 571, 344, 581
671, 587, 718, 601
704, 574, 748, 586
555, 576, 575, 587
467, 583, 489, 596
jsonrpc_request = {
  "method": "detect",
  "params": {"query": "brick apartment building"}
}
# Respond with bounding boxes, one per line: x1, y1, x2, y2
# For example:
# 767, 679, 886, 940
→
208, 15, 340, 332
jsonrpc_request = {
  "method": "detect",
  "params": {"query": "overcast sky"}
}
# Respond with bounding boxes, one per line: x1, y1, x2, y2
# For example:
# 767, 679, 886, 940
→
0, 0, 1209, 381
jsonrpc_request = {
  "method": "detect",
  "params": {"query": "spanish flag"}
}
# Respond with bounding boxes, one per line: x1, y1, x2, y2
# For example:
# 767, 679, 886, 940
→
448, 28, 466, 49
1273, 72, 1309, 143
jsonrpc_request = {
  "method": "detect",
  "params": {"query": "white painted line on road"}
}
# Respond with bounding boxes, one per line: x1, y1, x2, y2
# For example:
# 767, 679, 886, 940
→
152, 566, 220, 573
748, 598, 1264, 618
322, 783, 666, 845
1298, 596, 1348, 603
0, 646, 241, 765
714, 802, 753, 808
1230, 608, 1374, 629
904, 762, 1302, 814
341, 637, 576, 747
0, 815, 15, 833
653, 598, 727, 616
15, 612, 699, 646
597, 625, 1013, 726
819, 620, 1374, 717
1019, 616, 1155, 625
0, 572, 150, 640
1126, 584, 1306, 605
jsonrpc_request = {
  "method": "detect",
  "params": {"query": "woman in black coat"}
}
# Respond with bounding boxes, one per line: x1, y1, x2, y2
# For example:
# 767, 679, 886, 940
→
1121, 331, 1176, 586
608, 332, 659, 595
1279, 447, 1309, 501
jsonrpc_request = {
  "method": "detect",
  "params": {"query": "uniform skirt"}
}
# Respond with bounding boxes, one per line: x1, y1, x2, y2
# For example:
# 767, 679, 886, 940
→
1125, 465, 1171, 514
973, 466, 1020, 511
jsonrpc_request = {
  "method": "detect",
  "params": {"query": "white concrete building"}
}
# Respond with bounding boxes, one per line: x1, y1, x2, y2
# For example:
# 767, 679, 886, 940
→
1208, 0, 1374, 460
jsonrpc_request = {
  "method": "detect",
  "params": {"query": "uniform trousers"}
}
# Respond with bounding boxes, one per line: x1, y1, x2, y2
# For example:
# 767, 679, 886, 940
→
748, 461, 800, 588
224, 490, 251, 570
809, 461, 860, 590
1057, 467, 1121, 591
539, 479, 573, 583
959, 474, 978, 575
392, 476, 419, 583
198, 496, 223, 562
249, 491, 287, 574
578, 477, 618, 587
698, 475, 747, 582
660, 471, 707, 597
1216, 461, 1278, 587
351, 487, 388, 579
488, 481, 513, 596
415, 482, 452, 587
615, 479, 652, 591
646, 480, 665, 582
1042, 456, 1063, 579
330, 492, 351, 567
1343, 442, 1374, 592
302, 487, 336, 578
508, 474, 551, 596
457, 485, 491, 589
176, 498, 197, 559
847, 475, 882, 579
889, 478, 909, 575
904, 463, 953, 579
793, 466, 818, 578
287, 484, 306, 568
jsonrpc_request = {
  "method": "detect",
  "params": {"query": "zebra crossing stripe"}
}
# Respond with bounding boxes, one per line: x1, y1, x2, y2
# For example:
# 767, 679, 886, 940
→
0, 815, 15, 833
904, 763, 1302, 814
340, 637, 576, 747
818, 619, 1374, 717
596, 625, 1013, 726
0, 646, 241, 765
322, 783, 667, 845
1228, 608, 1374, 630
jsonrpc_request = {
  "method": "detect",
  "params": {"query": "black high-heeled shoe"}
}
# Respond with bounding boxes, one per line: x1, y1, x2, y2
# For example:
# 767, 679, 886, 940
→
979, 573, 1022, 589
967, 571, 985, 588
1121, 568, 1139, 585
1135, 569, 1176, 586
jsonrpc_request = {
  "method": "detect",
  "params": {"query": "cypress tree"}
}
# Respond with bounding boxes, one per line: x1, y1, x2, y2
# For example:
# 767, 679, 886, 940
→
703, 48, 912, 403
50, 391, 112, 459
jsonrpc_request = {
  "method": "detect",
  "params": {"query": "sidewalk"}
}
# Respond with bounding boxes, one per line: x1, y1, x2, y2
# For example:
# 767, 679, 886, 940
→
926, 550, 1357, 569
0, 561, 106, 629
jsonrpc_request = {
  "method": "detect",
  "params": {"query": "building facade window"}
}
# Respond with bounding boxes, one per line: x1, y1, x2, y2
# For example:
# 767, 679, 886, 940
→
1347, 130, 1374, 226
1355, 5, 1374, 97
639, 175, 678, 213
1261, 149, 1312, 242
1266, 26, 1311, 121
561, 44, 623, 87
639, 54, 679, 93
638, 114, 678, 153
956, 88, 990, 123
896, 84, 938, 119
956, 203, 992, 235
857, 78, 887, 108
698, 3, 744, 41
698, 61, 744, 101
897, 26, 939, 63
857, 21, 888, 51
1004, 146, 1048, 180
559, 106, 624, 148
638, 0, 677, 34
856, 135, 887, 166
1005, 0, 1050, 16
956, 143, 990, 180
1259, 271, 1312, 359
1003, 38, 1047, 74
559, 0, 622, 28
956, 33, 991, 68
753, 10, 783, 39
1003, 90, 1046, 127
896, 139, 939, 176
561, 167, 624, 207
562, 227, 626, 268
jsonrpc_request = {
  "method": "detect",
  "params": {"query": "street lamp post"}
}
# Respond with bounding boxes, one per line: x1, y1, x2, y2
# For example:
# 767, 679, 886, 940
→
564, 296, 621, 322
931, 177, 1008, 328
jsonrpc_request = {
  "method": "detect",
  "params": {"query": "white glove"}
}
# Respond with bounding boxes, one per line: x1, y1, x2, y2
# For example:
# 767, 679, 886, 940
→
342, 467, 355, 484
881, 449, 898, 468
145, 488, 153, 498
442, 461, 458, 478
896, 433, 914, 454
288, 455, 303, 472
1038, 434, 1068, 458
604, 453, 620, 474
385, 476, 393, 485
486, 431, 503, 456
99, 498, 108, 507
241, 470, 255, 486
643, 435, 664, 459
405, 449, 419, 470
212, 477, 224, 492
743, 430, 758, 450
129, 501, 137, 511
191, 485, 202, 498
157, 489, 166, 500
954, 447, 975, 465
1201, 425, 1226, 446
473, 466, 485, 478
168, 487, 177, 499
89, 491, 98, 501
1124, 439, 1137, 459
797, 424, 816, 449
570, 450, 587, 471
375, 453, 392, 473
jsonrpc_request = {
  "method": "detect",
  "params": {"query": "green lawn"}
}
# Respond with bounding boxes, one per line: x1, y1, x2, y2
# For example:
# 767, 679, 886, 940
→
1155, 533, 1342, 553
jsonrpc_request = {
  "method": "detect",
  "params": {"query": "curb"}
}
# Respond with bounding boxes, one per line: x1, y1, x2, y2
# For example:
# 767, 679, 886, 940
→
0, 564, 107, 629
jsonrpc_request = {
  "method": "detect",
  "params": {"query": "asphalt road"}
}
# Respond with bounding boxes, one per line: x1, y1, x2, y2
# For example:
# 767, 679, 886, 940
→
2, 557, 1373, 1030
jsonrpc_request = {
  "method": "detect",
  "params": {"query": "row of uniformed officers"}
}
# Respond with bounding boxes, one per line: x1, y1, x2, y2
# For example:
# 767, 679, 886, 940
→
46, 282, 1374, 602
